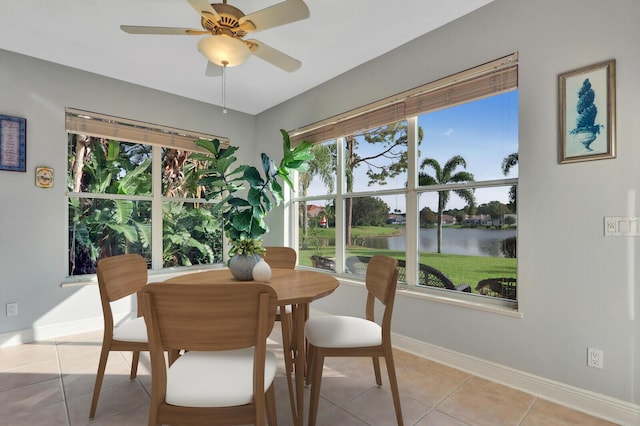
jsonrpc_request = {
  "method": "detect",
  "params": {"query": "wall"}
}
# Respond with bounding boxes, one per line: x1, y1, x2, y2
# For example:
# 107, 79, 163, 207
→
0, 50, 257, 340
258, 0, 640, 417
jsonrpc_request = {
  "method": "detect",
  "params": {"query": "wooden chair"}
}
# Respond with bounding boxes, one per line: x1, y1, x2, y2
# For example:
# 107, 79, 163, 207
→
140, 282, 279, 426
90, 254, 149, 419
263, 246, 296, 270
305, 255, 403, 426
262, 246, 297, 422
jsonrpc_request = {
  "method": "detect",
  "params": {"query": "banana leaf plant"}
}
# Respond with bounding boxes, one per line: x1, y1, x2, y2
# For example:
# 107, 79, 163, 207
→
192, 129, 313, 256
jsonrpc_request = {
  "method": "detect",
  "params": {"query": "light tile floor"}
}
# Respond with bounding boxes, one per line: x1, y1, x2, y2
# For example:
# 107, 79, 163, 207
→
0, 327, 618, 426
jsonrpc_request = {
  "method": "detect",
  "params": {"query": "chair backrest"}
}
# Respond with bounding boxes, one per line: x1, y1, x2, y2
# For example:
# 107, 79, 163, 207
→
365, 256, 399, 329
263, 246, 297, 269
96, 254, 148, 303
140, 283, 277, 420
140, 283, 278, 352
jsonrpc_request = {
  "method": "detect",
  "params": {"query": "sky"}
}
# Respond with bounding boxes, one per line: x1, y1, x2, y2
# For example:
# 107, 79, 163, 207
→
303, 90, 519, 212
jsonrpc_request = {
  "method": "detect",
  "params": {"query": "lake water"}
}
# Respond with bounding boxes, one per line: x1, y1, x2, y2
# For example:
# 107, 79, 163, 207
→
356, 227, 517, 257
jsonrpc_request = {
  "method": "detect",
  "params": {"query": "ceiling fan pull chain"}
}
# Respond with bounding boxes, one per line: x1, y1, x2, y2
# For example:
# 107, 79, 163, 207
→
222, 61, 228, 114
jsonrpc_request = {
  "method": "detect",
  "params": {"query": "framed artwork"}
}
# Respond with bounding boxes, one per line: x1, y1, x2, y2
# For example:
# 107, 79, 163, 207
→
558, 59, 616, 164
0, 114, 27, 172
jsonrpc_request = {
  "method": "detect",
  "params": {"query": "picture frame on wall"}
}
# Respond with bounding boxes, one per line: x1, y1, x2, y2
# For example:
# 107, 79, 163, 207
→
558, 59, 616, 164
0, 114, 27, 172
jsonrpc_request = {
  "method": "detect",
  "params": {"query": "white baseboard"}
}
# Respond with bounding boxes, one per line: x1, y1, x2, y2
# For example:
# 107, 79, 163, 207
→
0, 314, 126, 348
392, 333, 640, 426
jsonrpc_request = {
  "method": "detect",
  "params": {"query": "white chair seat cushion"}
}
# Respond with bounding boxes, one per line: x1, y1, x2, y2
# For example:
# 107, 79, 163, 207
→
113, 316, 147, 343
305, 316, 382, 348
165, 348, 277, 407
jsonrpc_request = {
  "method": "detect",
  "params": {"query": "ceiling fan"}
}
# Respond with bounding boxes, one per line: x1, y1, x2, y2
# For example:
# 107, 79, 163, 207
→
120, 0, 309, 75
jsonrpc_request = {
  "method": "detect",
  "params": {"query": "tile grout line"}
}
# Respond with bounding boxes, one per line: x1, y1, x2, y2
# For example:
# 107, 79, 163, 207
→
517, 396, 538, 426
54, 338, 72, 426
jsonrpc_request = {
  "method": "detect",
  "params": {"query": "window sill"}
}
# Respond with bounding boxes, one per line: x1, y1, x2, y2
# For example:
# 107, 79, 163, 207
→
60, 263, 228, 288
332, 272, 522, 318
397, 286, 522, 318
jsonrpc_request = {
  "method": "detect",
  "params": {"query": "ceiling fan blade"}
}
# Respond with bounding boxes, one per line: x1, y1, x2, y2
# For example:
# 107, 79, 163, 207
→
120, 25, 206, 35
240, 0, 309, 32
247, 39, 301, 72
205, 61, 223, 77
187, 0, 222, 24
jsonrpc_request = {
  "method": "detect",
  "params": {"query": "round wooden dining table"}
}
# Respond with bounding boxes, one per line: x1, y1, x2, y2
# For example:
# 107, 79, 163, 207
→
164, 268, 339, 426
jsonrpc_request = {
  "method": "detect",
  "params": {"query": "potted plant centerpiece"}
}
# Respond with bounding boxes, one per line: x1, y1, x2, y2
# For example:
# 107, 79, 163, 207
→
193, 129, 313, 280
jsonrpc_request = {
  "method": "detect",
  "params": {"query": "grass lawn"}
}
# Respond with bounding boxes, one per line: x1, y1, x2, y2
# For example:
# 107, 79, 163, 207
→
297, 225, 516, 293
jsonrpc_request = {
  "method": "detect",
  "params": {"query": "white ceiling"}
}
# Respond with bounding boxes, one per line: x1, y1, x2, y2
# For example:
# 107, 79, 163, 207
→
1, 0, 493, 115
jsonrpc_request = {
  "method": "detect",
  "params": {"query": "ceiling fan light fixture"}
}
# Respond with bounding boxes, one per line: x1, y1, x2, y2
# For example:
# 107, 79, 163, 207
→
197, 35, 250, 67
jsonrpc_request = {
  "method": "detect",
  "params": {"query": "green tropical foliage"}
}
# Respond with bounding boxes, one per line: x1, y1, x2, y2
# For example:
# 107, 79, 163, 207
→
298, 143, 335, 238
194, 129, 314, 256
68, 136, 152, 274
68, 135, 224, 275
162, 202, 222, 267
501, 152, 518, 210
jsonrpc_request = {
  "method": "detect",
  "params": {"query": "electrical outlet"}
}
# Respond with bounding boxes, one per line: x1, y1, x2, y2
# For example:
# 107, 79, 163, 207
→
6, 302, 18, 317
587, 347, 603, 369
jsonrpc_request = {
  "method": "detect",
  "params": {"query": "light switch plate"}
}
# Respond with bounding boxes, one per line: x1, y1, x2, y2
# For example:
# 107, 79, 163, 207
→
604, 216, 639, 236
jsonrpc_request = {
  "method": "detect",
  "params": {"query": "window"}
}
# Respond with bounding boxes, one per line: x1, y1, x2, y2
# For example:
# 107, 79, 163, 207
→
66, 109, 226, 276
296, 140, 337, 269
290, 54, 518, 307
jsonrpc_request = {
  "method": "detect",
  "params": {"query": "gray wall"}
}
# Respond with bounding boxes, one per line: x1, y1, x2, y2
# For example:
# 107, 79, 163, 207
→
1, 0, 639, 412
0, 50, 257, 337
258, 0, 640, 406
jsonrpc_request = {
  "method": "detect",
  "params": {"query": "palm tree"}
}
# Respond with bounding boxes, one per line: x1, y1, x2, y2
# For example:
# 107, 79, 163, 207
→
299, 143, 335, 237
418, 155, 475, 253
501, 152, 518, 210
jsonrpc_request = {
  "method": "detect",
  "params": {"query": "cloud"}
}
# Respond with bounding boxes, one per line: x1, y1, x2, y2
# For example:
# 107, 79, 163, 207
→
444, 128, 454, 136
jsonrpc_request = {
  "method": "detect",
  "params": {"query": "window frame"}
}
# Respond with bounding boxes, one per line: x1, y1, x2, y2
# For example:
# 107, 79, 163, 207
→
288, 55, 519, 310
65, 109, 227, 278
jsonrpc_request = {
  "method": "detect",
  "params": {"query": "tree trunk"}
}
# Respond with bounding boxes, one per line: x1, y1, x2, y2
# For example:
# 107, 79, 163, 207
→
72, 135, 90, 192
345, 136, 355, 245
436, 192, 444, 253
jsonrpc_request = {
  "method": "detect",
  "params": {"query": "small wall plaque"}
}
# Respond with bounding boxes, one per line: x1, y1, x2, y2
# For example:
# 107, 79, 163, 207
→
35, 166, 54, 188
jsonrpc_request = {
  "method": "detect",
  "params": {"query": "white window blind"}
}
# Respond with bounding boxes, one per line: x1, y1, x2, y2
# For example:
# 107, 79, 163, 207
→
290, 53, 518, 144
65, 108, 228, 153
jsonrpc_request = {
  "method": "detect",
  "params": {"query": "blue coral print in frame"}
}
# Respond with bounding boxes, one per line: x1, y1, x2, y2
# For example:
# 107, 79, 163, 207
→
0, 114, 27, 172
558, 60, 615, 163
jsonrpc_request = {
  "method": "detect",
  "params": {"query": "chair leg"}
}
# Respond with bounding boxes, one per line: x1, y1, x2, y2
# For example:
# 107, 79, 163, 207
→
279, 312, 297, 423
89, 345, 110, 418
372, 355, 382, 386
130, 350, 140, 379
384, 351, 404, 426
307, 347, 324, 426
305, 344, 315, 386
265, 383, 278, 426
148, 404, 159, 426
